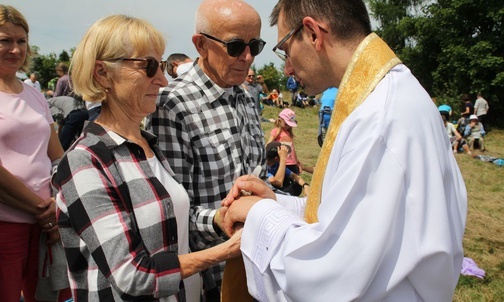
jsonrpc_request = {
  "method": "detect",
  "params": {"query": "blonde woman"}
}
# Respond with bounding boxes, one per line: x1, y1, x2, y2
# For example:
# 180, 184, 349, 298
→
53, 15, 241, 301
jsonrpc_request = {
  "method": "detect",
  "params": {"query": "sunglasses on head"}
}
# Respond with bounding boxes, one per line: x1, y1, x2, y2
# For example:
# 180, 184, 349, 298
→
105, 57, 167, 78
200, 33, 266, 57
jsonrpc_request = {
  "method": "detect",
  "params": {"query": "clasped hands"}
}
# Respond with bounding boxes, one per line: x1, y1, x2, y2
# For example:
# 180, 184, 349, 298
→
218, 174, 276, 237
36, 197, 60, 245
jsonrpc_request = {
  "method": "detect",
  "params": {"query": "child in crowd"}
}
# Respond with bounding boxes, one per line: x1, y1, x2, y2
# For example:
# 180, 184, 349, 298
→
265, 142, 309, 196
266, 109, 304, 195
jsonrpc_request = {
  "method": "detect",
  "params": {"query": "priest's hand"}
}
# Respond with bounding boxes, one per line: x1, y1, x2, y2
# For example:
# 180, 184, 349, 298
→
222, 175, 276, 208
222, 195, 262, 236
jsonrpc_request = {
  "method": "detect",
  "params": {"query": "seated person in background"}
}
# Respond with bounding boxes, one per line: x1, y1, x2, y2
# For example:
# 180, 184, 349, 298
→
295, 90, 310, 108
278, 90, 288, 107
464, 114, 486, 151
266, 89, 282, 107
266, 142, 309, 196
441, 114, 471, 155
456, 116, 466, 135
259, 91, 274, 106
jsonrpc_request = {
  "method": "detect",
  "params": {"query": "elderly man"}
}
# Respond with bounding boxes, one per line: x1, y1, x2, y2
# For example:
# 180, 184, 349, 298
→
147, 0, 266, 300
222, 0, 468, 301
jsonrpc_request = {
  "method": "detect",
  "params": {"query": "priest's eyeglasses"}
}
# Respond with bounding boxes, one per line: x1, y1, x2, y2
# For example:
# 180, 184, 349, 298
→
273, 22, 328, 62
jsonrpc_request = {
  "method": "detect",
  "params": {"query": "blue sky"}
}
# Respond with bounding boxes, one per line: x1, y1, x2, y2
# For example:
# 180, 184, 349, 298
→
7, 0, 284, 71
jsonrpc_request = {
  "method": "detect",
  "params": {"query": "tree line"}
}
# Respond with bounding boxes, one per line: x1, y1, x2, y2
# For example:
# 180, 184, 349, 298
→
369, 0, 503, 126
23, 0, 502, 125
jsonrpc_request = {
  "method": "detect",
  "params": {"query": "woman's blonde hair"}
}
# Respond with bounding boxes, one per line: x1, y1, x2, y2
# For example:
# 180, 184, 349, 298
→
70, 15, 165, 102
0, 5, 33, 72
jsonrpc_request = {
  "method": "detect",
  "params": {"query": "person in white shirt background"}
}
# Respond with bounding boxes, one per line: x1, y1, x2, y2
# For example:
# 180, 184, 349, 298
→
474, 92, 489, 131
23, 72, 41, 93
166, 53, 193, 79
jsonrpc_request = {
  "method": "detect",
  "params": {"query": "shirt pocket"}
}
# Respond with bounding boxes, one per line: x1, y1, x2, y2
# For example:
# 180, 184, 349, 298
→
191, 128, 236, 179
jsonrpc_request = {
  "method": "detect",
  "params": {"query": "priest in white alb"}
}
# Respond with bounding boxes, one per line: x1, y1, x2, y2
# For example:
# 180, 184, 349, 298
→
221, 0, 467, 301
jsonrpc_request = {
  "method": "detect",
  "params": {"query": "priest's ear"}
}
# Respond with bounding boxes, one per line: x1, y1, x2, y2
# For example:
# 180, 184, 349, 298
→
302, 16, 327, 51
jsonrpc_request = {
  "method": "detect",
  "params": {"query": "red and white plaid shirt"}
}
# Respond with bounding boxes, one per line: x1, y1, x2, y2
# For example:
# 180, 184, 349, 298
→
54, 122, 185, 301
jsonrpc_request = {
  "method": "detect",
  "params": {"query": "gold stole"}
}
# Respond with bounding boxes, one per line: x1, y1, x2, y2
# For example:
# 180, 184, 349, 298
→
305, 33, 401, 223
220, 33, 400, 301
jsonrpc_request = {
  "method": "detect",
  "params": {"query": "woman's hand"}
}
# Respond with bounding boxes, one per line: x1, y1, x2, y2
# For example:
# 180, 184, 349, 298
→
35, 197, 58, 231
223, 228, 243, 259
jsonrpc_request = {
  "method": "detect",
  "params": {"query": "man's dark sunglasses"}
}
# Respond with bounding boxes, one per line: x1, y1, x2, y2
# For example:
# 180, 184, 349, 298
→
200, 33, 266, 57
106, 57, 167, 78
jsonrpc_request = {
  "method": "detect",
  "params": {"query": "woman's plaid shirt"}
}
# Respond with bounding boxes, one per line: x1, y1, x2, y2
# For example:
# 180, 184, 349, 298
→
53, 123, 185, 301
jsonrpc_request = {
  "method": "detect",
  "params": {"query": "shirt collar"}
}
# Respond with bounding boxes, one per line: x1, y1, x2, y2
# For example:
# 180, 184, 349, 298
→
182, 58, 245, 104
83, 122, 158, 150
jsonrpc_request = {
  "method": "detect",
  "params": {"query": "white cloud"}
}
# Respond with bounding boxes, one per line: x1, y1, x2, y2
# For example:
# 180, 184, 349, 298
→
7, 0, 283, 70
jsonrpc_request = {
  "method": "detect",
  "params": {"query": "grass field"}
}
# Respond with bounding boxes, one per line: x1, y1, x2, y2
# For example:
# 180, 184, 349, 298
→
261, 104, 504, 301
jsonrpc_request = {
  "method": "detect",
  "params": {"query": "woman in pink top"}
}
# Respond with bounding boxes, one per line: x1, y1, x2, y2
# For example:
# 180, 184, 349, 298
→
266, 108, 305, 196
0, 5, 67, 302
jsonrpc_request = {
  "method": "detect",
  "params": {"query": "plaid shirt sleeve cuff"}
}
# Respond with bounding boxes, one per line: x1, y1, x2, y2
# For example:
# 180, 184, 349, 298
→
197, 208, 224, 240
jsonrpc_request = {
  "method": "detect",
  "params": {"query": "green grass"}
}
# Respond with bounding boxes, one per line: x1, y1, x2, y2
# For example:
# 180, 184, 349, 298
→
261, 105, 504, 301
